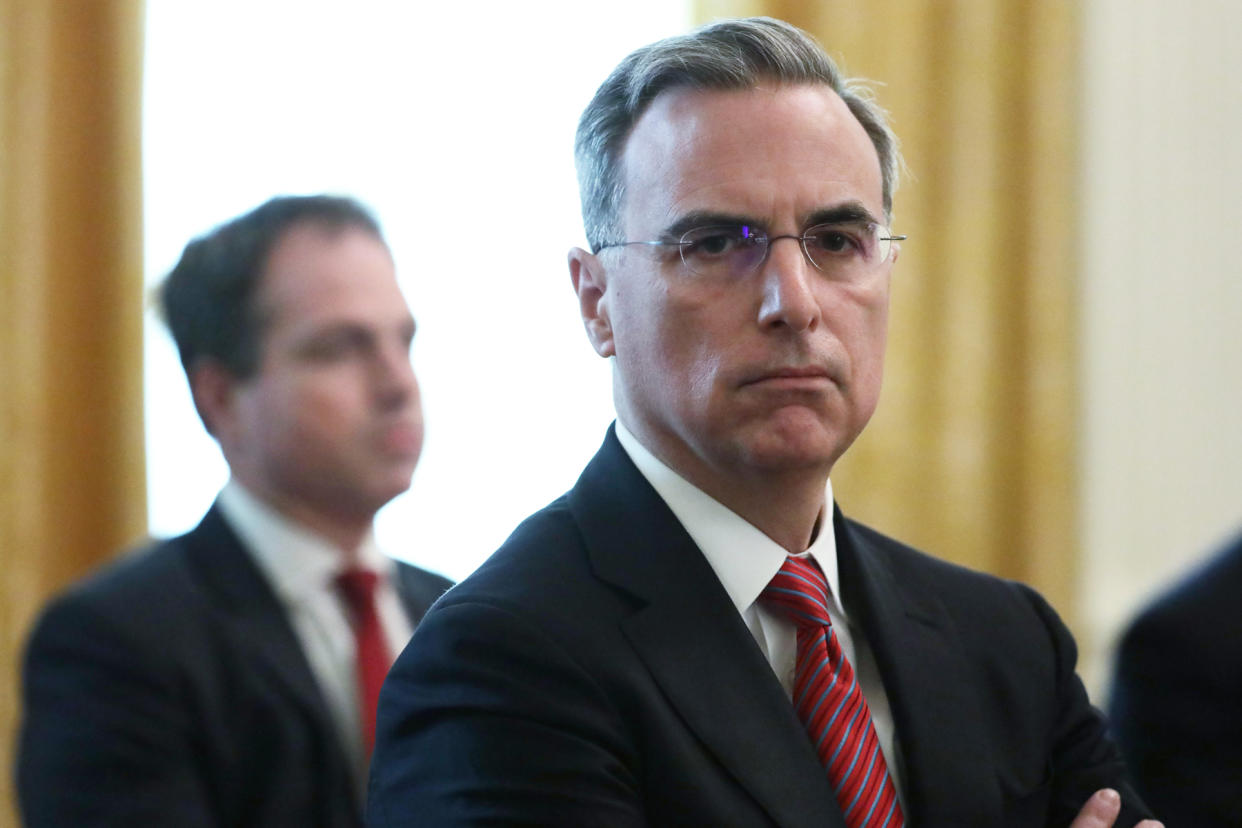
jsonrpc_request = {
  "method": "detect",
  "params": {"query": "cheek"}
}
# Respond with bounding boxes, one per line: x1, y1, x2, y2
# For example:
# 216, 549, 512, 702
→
264, 377, 356, 447
292, 386, 358, 440
612, 275, 742, 405
850, 295, 891, 409
234, 384, 288, 453
653, 293, 731, 397
685, 342, 727, 404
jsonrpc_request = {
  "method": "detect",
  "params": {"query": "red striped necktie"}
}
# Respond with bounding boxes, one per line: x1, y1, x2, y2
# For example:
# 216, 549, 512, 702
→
335, 568, 392, 759
761, 555, 904, 828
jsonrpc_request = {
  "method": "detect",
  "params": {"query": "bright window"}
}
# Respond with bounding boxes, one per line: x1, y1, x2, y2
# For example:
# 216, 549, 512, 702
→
144, 2, 691, 579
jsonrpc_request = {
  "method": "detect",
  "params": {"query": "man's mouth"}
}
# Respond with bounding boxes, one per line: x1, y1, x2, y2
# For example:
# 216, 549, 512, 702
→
740, 365, 836, 390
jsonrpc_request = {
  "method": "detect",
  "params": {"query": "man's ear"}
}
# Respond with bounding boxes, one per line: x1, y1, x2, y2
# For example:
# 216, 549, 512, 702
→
188, 359, 240, 443
568, 247, 615, 358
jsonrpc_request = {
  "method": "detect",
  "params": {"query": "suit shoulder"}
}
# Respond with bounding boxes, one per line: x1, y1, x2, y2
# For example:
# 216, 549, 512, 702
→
1119, 534, 1242, 667
42, 537, 198, 616
1134, 534, 1242, 627
26, 535, 209, 653
844, 516, 1066, 639
441, 494, 583, 598
847, 517, 1031, 594
420, 494, 623, 636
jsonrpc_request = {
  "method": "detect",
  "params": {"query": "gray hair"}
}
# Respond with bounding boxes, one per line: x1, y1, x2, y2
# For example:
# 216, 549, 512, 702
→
574, 17, 901, 252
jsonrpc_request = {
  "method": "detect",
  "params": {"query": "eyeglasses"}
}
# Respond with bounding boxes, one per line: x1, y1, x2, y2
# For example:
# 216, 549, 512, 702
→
597, 221, 906, 282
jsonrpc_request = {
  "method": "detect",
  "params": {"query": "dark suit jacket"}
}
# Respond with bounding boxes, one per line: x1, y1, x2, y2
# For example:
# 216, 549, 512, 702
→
17, 504, 453, 828
1110, 532, 1242, 826
369, 428, 1151, 827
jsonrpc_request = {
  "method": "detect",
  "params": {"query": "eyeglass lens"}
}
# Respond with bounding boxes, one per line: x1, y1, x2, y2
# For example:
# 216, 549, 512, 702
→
678, 222, 892, 279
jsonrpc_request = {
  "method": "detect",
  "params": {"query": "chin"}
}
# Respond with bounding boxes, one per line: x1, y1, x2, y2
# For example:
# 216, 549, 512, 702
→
742, 443, 839, 474
363, 472, 415, 507
383, 474, 416, 499
739, 407, 850, 456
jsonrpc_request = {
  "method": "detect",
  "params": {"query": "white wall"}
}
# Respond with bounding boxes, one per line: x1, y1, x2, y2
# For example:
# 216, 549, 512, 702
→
1080, 0, 1242, 693
144, 1, 691, 582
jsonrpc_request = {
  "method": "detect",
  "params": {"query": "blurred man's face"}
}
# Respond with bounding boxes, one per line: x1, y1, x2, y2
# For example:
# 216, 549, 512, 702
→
573, 84, 894, 502
221, 223, 423, 531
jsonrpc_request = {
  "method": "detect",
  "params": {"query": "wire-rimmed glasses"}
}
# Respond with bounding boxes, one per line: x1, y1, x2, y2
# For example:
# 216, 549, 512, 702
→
597, 221, 906, 282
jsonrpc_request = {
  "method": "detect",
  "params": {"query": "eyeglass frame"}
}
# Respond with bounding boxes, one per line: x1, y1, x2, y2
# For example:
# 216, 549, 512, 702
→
595, 219, 906, 280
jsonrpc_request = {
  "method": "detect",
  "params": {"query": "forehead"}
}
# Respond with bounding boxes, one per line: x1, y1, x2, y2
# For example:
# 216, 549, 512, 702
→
257, 223, 407, 328
619, 84, 884, 228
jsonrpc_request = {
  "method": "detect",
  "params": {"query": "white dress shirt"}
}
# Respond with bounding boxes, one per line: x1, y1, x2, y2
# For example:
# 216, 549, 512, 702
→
614, 421, 905, 804
216, 480, 413, 793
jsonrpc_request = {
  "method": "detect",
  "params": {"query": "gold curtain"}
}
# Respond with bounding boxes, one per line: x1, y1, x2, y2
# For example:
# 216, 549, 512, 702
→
695, 1, 1080, 617
0, 0, 146, 821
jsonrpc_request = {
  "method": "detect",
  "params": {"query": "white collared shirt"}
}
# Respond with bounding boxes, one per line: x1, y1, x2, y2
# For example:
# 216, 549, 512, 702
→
614, 421, 905, 803
216, 480, 413, 793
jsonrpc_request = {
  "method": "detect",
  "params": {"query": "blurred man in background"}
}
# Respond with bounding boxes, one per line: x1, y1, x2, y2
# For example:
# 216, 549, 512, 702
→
18, 194, 451, 827
1111, 529, 1242, 826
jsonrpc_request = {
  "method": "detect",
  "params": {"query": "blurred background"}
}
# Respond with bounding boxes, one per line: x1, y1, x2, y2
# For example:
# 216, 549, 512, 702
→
3, 0, 1240, 822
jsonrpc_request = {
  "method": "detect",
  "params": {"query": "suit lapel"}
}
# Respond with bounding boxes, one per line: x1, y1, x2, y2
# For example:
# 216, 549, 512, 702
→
570, 429, 844, 828
392, 562, 452, 626
835, 511, 1001, 825
178, 506, 355, 791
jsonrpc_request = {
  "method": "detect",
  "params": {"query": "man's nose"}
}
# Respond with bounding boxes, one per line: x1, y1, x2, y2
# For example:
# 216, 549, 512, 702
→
374, 341, 418, 405
756, 236, 821, 332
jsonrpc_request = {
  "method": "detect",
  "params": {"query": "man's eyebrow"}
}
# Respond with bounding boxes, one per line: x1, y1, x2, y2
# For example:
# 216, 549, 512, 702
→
805, 202, 880, 227
659, 202, 882, 241
297, 320, 372, 343
661, 211, 765, 241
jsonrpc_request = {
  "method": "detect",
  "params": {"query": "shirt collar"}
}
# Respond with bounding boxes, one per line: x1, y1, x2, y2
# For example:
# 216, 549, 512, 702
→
217, 479, 393, 606
613, 420, 843, 619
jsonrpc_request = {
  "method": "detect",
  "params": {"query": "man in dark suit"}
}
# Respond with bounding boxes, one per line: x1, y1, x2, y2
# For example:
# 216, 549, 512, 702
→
17, 195, 452, 827
1110, 530, 1242, 826
369, 18, 1157, 828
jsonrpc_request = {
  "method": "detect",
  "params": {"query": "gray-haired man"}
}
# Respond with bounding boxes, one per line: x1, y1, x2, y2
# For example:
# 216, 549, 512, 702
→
369, 19, 1157, 828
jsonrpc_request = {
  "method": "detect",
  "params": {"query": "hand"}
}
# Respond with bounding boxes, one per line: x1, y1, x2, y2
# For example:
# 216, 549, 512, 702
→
1070, 789, 1164, 828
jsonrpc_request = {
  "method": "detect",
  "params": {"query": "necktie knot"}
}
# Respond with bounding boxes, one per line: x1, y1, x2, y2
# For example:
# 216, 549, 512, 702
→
761, 555, 832, 629
335, 568, 380, 618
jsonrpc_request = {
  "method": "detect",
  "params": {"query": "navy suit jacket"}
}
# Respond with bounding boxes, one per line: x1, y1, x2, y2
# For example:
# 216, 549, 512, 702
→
1110, 532, 1242, 826
18, 504, 452, 828
369, 428, 1151, 826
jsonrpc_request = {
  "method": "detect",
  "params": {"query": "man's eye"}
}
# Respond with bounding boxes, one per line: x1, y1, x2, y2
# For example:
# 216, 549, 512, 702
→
681, 226, 751, 257
302, 340, 350, 360
696, 234, 733, 256
805, 224, 864, 256
301, 331, 367, 361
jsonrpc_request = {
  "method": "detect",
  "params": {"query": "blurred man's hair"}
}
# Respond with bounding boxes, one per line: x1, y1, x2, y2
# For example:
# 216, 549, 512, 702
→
159, 194, 385, 380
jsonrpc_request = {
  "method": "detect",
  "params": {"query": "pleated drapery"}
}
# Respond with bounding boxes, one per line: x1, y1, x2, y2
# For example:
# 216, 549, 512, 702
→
1, 1, 147, 821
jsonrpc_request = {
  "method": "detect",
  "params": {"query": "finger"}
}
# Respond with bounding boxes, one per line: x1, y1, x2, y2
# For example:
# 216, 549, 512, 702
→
1069, 788, 1121, 828
1134, 822, 1164, 828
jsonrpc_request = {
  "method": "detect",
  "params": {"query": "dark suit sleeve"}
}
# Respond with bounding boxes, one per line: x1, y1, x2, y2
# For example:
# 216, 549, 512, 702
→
18, 594, 219, 828
1017, 586, 1154, 827
368, 600, 645, 827
1111, 599, 1239, 826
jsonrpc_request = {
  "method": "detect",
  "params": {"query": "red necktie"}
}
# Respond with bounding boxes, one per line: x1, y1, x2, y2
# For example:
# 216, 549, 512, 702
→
335, 569, 392, 758
761, 556, 905, 828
